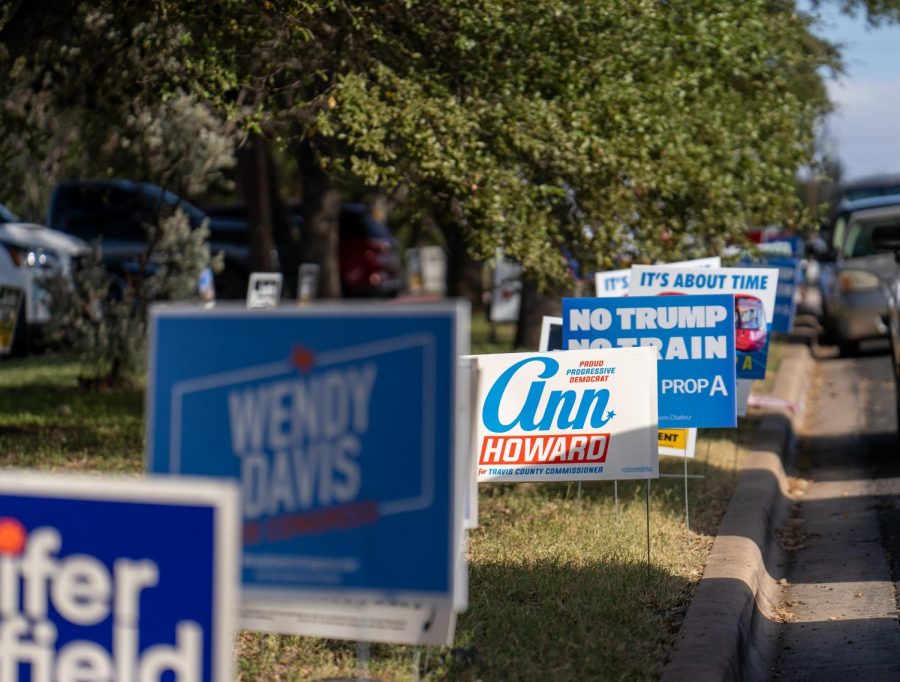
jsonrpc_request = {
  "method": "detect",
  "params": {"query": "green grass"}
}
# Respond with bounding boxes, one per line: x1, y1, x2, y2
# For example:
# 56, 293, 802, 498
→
0, 348, 762, 681
0, 354, 144, 472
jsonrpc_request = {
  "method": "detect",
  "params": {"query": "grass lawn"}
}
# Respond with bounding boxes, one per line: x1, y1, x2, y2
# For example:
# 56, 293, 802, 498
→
0, 327, 775, 680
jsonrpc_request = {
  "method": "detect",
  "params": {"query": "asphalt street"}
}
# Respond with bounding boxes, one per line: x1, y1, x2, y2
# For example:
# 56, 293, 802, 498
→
770, 340, 900, 680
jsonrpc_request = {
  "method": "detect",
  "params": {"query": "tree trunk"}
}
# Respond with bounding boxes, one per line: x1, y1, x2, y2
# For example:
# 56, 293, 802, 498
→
238, 136, 277, 273
435, 206, 484, 308
514, 277, 565, 350
296, 139, 342, 299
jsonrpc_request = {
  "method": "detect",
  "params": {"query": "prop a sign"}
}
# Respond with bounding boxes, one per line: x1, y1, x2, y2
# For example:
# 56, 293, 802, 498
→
594, 257, 721, 297
0, 473, 239, 682
562, 295, 736, 428
147, 303, 469, 645
472, 348, 658, 483
630, 266, 778, 379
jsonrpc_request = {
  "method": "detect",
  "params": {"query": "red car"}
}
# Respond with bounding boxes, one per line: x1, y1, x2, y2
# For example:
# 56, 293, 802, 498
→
735, 294, 767, 352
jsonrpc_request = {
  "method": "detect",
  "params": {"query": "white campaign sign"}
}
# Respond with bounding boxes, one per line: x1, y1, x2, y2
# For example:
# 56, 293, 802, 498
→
736, 379, 753, 417
472, 348, 658, 483
594, 257, 721, 297
242, 599, 457, 646
629, 265, 778, 324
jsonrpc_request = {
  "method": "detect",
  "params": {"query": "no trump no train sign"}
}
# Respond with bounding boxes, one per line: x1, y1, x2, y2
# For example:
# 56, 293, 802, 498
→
561, 294, 737, 428
471, 347, 659, 483
0, 473, 239, 682
147, 303, 468, 632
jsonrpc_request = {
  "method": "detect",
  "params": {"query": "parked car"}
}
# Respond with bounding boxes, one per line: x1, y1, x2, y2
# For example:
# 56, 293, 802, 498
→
0, 236, 26, 355
821, 193, 900, 256
871, 223, 900, 429
203, 202, 402, 298
0, 201, 87, 352
819, 204, 900, 355
46, 180, 252, 299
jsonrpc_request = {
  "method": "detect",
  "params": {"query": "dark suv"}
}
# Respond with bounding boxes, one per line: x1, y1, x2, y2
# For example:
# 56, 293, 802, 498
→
46, 180, 251, 298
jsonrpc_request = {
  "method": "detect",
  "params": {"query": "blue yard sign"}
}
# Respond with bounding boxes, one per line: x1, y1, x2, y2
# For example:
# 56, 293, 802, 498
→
562, 295, 737, 428
741, 256, 800, 333
147, 303, 467, 612
0, 473, 239, 682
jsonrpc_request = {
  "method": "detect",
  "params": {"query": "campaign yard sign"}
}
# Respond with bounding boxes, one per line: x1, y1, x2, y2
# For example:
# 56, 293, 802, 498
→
741, 256, 800, 333
147, 303, 469, 643
658, 428, 697, 458
629, 266, 779, 379
0, 473, 239, 682
594, 256, 721, 297
562, 295, 736, 428
472, 347, 658, 483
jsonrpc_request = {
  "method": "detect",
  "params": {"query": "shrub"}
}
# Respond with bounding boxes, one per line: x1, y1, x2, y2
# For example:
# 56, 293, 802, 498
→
46, 209, 222, 387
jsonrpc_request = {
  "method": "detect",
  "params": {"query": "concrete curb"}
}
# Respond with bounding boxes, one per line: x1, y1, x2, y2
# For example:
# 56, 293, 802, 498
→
660, 341, 813, 682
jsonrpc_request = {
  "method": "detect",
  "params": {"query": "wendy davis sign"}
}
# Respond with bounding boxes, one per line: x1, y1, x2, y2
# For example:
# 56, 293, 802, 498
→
629, 266, 779, 379
0, 473, 239, 682
147, 303, 468, 636
562, 295, 736, 428
472, 348, 658, 483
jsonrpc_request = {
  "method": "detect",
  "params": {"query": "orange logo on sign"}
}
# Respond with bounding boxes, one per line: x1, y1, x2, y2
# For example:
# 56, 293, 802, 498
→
0, 517, 26, 555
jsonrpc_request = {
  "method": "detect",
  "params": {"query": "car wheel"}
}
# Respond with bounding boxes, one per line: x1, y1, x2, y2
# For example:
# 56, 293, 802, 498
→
837, 337, 858, 357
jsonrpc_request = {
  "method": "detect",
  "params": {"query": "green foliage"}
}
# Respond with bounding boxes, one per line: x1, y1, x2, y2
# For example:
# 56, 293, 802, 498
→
0, 0, 893, 286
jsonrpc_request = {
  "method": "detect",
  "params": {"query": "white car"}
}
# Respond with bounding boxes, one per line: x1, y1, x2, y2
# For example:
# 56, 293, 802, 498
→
0, 202, 87, 352
0, 238, 25, 355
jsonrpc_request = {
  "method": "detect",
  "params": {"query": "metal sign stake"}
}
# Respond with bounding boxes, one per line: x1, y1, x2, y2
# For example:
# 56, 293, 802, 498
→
683, 453, 691, 537
614, 481, 620, 521
412, 647, 422, 682
356, 640, 370, 681
645, 479, 652, 578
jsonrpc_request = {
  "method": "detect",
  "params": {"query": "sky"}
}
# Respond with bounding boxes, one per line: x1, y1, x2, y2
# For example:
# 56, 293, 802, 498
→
810, 5, 900, 180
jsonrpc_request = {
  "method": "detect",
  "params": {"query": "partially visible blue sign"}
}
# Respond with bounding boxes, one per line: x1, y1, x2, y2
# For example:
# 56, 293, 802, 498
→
0, 473, 239, 682
147, 303, 466, 607
562, 294, 737, 428
741, 257, 800, 333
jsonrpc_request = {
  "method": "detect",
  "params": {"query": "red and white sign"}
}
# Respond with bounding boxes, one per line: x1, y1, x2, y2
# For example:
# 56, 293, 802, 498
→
471, 348, 659, 483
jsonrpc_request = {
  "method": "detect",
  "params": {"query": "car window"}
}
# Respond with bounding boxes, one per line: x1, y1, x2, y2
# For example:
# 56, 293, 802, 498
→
339, 208, 392, 240
842, 219, 900, 259
51, 186, 150, 240
0, 202, 19, 223
832, 216, 847, 251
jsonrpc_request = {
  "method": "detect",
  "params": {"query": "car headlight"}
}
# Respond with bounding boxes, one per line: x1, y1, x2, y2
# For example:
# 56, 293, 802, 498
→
1, 243, 61, 271
838, 269, 881, 293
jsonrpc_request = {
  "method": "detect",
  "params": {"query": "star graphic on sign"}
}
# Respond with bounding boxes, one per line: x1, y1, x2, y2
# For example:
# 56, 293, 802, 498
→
291, 346, 316, 372
605, 410, 617, 421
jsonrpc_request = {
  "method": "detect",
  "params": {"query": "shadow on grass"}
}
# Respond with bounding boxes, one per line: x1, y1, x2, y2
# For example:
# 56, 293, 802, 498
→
453, 559, 688, 681
0, 383, 143, 420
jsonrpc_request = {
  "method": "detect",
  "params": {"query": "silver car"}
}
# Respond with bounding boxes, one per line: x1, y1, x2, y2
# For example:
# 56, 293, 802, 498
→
872, 223, 900, 429
0, 202, 87, 352
819, 204, 900, 355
